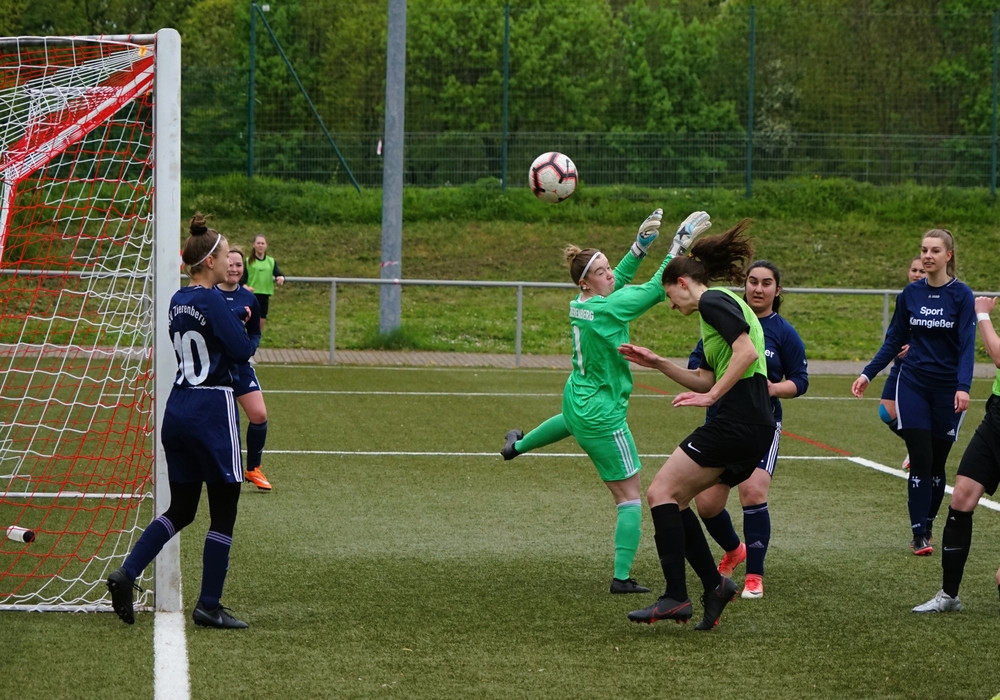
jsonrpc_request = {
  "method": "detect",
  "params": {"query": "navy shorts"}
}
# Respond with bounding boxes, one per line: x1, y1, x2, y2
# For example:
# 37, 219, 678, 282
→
679, 419, 777, 487
233, 364, 262, 398
956, 394, 1000, 496
756, 421, 782, 478
895, 370, 966, 442
162, 387, 243, 484
880, 363, 900, 401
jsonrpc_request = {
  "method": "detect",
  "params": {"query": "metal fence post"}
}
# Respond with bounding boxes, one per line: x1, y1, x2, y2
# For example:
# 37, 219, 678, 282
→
515, 284, 523, 367
329, 280, 337, 364
882, 292, 890, 339
745, 5, 756, 199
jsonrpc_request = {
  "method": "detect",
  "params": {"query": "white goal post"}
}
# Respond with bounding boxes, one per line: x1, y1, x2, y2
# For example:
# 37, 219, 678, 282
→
0, 30, 181, 613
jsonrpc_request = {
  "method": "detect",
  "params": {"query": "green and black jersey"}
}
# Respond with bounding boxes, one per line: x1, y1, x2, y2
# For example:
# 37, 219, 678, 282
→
698, 287, 774, 427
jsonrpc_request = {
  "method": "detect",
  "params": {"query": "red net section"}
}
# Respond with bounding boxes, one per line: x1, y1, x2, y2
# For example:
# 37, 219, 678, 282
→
0, 37, 157, 610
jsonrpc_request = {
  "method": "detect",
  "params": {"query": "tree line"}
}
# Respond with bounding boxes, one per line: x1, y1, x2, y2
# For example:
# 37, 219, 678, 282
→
4, 0, 998, 185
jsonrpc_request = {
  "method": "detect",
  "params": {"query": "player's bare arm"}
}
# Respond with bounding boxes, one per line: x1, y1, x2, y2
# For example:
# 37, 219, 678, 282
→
618, 343, 715, 393
673, 332, 758, 408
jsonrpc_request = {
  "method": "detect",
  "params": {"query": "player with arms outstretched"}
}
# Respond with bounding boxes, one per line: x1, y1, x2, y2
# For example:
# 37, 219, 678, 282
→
107, 213, 255, 629
500, 210, 712, 595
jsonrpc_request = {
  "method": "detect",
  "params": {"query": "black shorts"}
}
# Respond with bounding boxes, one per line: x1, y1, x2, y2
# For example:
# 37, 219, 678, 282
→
254, 293, 270, 319
679, 419, 777, 488
956, 394, 1000, 496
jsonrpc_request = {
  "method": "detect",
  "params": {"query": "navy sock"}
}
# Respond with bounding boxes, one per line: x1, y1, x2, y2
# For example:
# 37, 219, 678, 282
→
743, 501, 770, 576
123, 516, 176, 581
901, 430, 933, 537
199, 530, 233, 609
246, 420, 268, 470
701, 509, 741, 553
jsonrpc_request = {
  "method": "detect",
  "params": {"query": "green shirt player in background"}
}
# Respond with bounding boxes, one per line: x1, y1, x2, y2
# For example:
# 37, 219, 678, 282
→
500, 209, 713, 595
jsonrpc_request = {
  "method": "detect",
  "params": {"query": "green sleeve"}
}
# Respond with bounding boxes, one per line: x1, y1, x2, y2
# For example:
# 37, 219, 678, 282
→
604, 253, 669, 323
611, 249, 642, 291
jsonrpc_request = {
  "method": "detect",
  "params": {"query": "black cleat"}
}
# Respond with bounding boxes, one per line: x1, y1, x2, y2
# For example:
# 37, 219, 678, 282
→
610, 577, 650, 594
192, 601, 249, 629
910, 535, 933, 556
627, 595, 693, 624
501, 429, 523, 460
106, 567, 140, 625
694, 576, 739, 630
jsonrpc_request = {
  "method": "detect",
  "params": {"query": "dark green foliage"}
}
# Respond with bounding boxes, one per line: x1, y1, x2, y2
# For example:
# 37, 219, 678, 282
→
10, 1, 996, 186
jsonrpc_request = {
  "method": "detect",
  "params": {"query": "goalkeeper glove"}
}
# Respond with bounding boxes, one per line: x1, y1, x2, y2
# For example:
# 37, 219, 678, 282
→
630, 208, 663, 258
667, 211, 712, 259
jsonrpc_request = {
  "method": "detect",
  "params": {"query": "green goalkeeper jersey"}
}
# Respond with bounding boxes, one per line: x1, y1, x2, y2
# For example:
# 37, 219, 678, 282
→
562, 251, 669, 438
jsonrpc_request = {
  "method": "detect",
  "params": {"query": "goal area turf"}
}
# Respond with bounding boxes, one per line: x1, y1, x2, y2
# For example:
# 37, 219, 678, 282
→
4, 363, 1000, 699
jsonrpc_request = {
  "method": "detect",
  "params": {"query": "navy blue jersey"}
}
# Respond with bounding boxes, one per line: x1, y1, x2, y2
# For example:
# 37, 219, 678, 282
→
215, 284, 261, 356
168, 285, 255, 389
689, 311, 809, 422
861, 277, 976, 392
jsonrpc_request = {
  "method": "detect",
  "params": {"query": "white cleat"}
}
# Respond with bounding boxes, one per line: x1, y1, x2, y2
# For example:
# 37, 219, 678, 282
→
912, 589, 962, 613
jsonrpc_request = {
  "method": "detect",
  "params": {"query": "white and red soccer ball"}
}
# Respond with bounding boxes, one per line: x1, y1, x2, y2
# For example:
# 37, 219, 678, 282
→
529, 152, 577, 203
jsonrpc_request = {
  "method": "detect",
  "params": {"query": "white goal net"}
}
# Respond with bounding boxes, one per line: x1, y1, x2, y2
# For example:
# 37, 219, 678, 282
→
0, 30, 180, 612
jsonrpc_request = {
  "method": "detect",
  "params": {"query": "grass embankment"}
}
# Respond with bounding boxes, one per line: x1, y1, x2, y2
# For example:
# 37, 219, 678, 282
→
183, 175, 1000, 360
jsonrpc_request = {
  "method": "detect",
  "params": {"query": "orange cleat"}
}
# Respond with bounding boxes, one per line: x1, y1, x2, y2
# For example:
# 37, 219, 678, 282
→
244, 468, 272, 491
718, 542, 747, 577
742, 574, 764, 599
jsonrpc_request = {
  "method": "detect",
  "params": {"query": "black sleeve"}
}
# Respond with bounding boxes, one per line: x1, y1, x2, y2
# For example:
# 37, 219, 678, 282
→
272, 260, 284, 277
699, 290, 750, 345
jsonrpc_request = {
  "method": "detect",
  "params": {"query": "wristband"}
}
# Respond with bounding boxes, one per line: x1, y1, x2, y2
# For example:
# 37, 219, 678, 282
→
978, 313, 992, 323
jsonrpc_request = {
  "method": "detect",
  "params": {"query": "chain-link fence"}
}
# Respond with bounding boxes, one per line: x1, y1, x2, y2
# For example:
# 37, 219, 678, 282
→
180, 2, 1000, 191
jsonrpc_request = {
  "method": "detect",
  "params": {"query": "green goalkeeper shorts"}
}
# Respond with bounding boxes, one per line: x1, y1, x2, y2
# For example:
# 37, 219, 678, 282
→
576, 426, 642, 482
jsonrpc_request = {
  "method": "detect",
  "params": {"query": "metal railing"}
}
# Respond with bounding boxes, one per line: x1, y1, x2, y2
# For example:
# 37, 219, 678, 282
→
287, 276, 924, 366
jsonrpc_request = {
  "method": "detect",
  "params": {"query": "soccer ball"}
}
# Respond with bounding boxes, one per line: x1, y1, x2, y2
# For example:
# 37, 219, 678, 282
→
529, 152, 577, 203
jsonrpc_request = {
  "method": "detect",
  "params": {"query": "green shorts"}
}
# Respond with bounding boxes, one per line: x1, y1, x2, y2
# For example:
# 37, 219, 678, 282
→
576, 426, 642, 482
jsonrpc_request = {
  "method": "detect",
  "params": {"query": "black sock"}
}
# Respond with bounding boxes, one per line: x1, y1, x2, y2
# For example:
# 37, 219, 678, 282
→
681, 507, 722, 593
650, 503, 687, 601
941, 507, 972, 598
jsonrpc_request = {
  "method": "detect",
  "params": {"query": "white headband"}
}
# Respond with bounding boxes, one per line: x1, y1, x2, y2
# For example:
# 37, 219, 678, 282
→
580, 251, 603, 283
193, 234, 221, 267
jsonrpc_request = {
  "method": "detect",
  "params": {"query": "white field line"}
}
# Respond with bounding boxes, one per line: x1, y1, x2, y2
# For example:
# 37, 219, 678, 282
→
264, 389, 989, 403
144, 444, 994, 697
265, 449, 1000, 512
154, 609, 190, 700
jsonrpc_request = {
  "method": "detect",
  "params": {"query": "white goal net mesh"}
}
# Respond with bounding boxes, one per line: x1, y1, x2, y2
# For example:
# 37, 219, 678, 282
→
0, 35, 164, 612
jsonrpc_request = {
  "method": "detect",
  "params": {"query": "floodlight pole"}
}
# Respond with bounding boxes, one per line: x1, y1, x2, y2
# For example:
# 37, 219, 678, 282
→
380, 0, 406, 334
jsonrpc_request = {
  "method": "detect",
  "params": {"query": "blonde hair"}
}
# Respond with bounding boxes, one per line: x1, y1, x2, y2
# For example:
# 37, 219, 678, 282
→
923, 228, 956, 277
563, 245, 603, 285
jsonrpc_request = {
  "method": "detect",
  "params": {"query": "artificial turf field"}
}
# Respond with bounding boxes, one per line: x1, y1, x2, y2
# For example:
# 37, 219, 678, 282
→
3, 364, 1000, 700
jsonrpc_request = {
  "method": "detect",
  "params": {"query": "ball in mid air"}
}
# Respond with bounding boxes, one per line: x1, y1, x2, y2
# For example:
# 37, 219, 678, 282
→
529, 152, 577, 203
